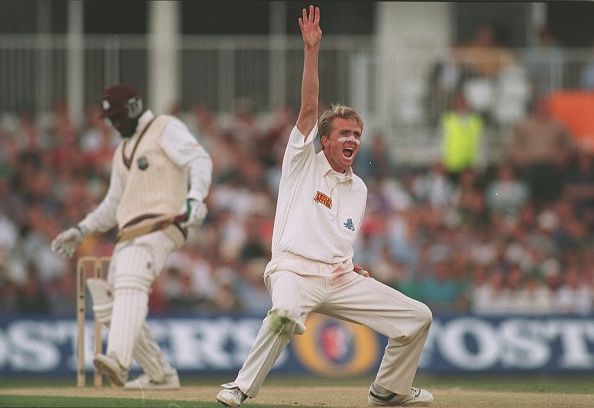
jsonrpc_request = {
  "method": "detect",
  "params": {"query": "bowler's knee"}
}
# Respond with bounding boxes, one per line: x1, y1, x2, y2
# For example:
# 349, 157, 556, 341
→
418, 302, 432, 328
266, 308, 305, 336
385, 302, 432, 340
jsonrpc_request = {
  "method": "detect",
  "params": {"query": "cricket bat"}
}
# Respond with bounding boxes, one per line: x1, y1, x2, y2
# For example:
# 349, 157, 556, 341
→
115, 213, 186, 243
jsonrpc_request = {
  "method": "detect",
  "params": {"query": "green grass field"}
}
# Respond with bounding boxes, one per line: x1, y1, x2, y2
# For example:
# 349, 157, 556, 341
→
1, 374, 593, 407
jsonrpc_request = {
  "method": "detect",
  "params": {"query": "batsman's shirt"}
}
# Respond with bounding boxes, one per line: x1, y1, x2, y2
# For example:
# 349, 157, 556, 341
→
267, 124, 367, 271
78, 110, 212, 234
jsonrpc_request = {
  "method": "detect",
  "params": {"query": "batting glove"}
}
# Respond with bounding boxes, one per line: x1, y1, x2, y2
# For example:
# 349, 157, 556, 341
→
50, 225, 86, 259
180, 198, 207, 228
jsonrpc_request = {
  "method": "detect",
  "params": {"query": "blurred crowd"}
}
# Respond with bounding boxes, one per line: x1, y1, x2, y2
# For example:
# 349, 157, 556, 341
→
2, 22, 594, 318
0, 93, 593, 319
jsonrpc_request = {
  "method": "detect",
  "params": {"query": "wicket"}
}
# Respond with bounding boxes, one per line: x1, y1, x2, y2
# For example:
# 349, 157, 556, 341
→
76, 256, 111, 388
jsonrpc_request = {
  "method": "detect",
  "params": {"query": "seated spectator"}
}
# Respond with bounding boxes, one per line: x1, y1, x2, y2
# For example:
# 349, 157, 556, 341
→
16, 263, 50, 315
412, 161, 456, 209
485, 163, 529, 218
556, 266, 592, 315
564, 147, 594, 220
419, 259, 467, 313
471, 267, 510, 315
234, 258, 272, 314
355, 130, 397, 180
515, 269, 554, 315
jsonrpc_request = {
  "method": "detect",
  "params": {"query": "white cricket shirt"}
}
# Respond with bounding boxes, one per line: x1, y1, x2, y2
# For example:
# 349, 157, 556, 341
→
269, 125, 367, 265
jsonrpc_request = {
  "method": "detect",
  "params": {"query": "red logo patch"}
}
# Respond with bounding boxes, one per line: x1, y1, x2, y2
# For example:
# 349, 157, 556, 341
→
314, 191, 332, 209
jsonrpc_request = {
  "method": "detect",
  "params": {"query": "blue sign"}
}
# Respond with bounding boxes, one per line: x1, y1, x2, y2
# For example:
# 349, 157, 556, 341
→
0, 315, 593, 376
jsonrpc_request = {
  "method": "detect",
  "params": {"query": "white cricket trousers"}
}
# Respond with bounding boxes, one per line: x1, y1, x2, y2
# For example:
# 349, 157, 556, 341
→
234, 253, 432, 397
106, 229, 178, 370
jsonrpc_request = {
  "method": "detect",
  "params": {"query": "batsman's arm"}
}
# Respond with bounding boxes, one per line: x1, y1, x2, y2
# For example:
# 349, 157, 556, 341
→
78, 155, 122, 234
296, 5, 321, 138
159, 119, 213, 203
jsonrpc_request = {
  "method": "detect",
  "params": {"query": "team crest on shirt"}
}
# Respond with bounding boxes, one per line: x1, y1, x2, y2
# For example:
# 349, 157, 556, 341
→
137, 156, 149, 170
314, 191, 332, 209
343, 218, 355, 231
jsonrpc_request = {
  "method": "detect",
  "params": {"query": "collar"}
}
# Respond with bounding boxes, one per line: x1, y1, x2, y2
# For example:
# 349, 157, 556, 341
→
136, 110, 155, 133
128, 110, 155, 142
316, 151, 353, 183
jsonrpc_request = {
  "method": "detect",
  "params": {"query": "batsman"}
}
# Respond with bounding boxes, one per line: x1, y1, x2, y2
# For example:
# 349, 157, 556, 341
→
51, 84, 213, 389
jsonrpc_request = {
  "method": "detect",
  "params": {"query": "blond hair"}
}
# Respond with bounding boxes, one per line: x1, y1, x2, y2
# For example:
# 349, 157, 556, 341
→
317, 104, 363, 146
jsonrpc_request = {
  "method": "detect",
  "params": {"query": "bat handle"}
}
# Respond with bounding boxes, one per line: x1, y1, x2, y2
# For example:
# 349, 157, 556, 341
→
174, 213, 188, 223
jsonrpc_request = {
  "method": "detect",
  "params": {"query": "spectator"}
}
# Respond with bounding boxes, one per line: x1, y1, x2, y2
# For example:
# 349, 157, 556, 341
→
440, 93, 484, 179
508, 97, 574, 206
515, 269, 554, 315
419, 259, 467, 313
524, 24, 563, 99
485, 162, 529, 218
555, 266, 592, 315
355, 130, 397, 180
16, 263, 50, 314
471, 268, 511, 315
455, 24, 516, 79
564, 147, 594, 225
412, 161, 456, 209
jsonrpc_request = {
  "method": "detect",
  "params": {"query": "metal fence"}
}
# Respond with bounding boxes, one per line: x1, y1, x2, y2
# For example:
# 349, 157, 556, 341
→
0, 34, 373, 114
0, 34, 592, 163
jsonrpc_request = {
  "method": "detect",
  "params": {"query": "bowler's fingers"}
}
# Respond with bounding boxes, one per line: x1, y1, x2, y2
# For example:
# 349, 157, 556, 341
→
301, 5, 317, 25
354, 264, 371, 278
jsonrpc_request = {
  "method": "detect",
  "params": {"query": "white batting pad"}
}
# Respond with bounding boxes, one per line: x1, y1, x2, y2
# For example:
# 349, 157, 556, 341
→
107, 245, 153, 368
107, 288, 148, 368
87, 278, 113, 324
132, 323, 172, 382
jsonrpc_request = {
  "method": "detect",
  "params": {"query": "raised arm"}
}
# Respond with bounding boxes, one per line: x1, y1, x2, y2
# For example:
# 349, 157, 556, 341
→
296, 5, 322, 137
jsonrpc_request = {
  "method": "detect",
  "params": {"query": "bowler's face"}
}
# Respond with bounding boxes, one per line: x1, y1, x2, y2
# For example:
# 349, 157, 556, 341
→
322, 117, 362, 173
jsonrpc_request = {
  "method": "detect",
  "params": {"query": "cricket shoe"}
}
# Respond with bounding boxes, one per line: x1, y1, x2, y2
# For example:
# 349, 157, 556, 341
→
368, 383, 433, 406
124, 369, 180, 390
216, 382, 248, 407
93, 353, 129, 387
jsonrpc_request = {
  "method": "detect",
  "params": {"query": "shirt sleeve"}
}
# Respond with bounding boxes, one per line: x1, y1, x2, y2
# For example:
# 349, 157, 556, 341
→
159, 119, 213, 202
78, 153, 122, 233
282, 124, 318, 175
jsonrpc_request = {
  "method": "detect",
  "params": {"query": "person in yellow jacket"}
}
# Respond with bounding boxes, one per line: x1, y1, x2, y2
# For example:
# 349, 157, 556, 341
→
440, 93, 484, 179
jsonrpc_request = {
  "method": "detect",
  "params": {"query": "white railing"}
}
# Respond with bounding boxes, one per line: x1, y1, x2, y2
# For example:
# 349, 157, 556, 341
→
0, 34, 592, 164
0, 34, 374, 114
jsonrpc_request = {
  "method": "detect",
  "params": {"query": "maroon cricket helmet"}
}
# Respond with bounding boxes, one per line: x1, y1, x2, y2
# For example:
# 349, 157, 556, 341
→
99, 84, 143, 119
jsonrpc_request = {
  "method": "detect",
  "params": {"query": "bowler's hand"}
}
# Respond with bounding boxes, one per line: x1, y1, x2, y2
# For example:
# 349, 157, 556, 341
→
181, 198, 207, 228
354, 264, 371, 278
299, 5, 322, 49
51, 227, 84, 259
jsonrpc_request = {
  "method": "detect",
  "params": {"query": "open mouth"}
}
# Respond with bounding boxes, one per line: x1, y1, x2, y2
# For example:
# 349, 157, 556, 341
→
343, 147, 354, 159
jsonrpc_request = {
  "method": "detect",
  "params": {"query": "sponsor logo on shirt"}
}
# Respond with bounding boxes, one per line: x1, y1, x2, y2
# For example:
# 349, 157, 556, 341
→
137, 156, 149, 170
343, 218, 355, 231
314, 191, 332, 209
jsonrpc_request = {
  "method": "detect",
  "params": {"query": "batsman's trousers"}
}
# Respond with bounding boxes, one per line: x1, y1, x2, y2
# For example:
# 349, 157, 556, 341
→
105, 226, 183, 369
